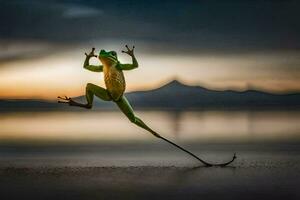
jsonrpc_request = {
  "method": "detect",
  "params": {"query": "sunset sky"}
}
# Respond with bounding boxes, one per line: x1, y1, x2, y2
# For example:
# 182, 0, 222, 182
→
1, 0, 300, 99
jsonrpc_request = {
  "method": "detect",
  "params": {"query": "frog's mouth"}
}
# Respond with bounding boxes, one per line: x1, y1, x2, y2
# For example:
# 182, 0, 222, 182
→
107, 56, 118, 62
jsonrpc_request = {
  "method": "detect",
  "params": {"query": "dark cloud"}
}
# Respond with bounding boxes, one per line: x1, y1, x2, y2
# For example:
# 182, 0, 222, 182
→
0, 0, 300, 60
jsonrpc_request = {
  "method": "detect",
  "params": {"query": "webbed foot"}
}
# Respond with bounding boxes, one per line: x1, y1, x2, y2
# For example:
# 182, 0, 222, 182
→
58, 96, 92, 109
57, 96, 75, 106
85, 47, 97, 58
122, 45, 135, 56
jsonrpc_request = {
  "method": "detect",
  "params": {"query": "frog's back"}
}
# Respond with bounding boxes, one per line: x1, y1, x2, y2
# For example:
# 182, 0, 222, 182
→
103, 65, 126, 101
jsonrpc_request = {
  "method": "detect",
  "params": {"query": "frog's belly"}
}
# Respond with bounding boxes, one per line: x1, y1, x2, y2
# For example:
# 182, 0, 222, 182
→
104, 69, 126, 101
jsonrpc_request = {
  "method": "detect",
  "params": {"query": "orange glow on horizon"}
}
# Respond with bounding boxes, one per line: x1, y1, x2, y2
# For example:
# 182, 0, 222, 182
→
0, 50, 300, 100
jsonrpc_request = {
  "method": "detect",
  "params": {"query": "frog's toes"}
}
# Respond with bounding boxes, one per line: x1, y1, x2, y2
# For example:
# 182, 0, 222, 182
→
57, 96, 71, 102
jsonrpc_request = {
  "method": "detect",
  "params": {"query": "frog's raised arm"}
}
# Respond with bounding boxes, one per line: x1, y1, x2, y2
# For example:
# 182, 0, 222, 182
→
118, 45, 138, 71
83, 48, 103, 72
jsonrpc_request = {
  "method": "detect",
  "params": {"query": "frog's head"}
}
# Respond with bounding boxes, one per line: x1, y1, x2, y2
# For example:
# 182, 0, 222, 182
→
98, 49, 118, 65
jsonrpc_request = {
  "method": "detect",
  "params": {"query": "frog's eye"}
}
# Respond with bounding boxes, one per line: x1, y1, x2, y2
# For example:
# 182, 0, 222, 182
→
111, 51, 116, 56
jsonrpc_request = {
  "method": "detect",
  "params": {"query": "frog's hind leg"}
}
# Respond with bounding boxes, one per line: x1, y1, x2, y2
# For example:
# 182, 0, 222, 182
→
115, 95, 237, 167
58, 83, 112, 109
115, 96, 160, 137
85, 83, 112, 108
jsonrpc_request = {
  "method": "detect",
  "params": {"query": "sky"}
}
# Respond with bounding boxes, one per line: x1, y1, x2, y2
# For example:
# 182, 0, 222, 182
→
0, 0, 300, 99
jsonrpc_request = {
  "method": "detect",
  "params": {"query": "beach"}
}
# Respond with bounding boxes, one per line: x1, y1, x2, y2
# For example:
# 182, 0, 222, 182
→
1, 143, 300, 200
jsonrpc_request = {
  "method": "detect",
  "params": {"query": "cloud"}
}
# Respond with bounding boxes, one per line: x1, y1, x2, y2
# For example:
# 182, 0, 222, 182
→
0, 0, 300, 64
62, 5, 103, 19
0, 40, 71, 67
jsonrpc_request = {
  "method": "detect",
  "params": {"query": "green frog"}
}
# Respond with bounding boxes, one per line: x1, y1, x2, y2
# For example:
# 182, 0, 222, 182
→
58, 45, 160, 137
58, 45, 236, 167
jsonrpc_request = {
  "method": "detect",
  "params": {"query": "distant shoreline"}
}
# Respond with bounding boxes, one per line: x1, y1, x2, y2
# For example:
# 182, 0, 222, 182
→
1, 80, 300, 112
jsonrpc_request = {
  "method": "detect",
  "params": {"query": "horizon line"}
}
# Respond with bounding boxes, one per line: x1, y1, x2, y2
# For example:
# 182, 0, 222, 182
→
1, 78, 300, 101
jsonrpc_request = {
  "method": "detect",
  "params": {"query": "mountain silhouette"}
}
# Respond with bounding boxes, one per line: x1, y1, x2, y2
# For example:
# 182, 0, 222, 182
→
123, 80, 300, 110
1, 80, 300, 112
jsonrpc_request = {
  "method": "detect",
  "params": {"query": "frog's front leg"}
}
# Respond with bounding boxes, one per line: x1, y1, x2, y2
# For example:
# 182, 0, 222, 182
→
118, 45, 138, 70
58, 83, 112, 109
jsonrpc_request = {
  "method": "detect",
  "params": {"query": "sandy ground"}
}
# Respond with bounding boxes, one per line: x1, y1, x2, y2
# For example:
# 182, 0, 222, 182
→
1, 162, 300, 199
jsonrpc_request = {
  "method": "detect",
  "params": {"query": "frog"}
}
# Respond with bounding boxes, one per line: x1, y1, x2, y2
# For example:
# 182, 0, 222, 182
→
58, 45, 236, 167
58, 45, 160, 137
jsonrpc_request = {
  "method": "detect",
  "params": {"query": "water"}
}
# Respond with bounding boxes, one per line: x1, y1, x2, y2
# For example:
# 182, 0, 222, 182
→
0, 110, 300, 167
1, 110, 300, 143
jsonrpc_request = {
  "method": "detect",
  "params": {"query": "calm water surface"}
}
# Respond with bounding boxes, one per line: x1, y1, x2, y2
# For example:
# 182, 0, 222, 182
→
0, 110, 300, 143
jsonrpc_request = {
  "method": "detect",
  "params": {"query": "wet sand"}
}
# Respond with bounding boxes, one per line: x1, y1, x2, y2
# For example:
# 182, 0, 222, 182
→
1, 152, 300, 200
